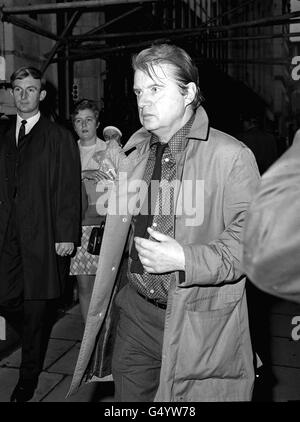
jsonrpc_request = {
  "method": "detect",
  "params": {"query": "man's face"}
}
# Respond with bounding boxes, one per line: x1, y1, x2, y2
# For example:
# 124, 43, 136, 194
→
103, 129, 121, 144
133, 63, 191, 141
11, 76, 46, 118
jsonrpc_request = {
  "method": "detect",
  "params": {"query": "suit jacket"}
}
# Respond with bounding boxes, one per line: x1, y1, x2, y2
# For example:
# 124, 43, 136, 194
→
0, 115, 81, 299
243, 131, 300, 303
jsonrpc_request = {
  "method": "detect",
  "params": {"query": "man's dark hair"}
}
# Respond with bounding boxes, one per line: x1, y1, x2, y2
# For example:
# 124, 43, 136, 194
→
132, 43, 203, 109
71, 99, 100, 123
10, 66, 46, 90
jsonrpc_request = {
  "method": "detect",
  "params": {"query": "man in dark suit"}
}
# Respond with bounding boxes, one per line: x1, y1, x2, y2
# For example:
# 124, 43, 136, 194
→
0, 66, 81, 402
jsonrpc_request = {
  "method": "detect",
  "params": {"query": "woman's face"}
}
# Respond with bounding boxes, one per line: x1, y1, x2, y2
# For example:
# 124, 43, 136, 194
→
73, 108, 98, 142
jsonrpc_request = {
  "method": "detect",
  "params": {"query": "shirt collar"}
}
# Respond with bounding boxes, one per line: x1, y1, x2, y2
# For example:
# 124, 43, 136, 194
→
15, 112, 40, 142
150, 113, 196, 155
17, 111, 40, 127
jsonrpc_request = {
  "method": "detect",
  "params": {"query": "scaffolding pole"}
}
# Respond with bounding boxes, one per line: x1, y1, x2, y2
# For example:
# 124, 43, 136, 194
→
71, 30, 300, 53
63, 11, 300, 43
2, 14, 58, 40
63, 19, 300, 44
41, 11, 82, 75
1, 0, 159, 15
84, 5, 142, 36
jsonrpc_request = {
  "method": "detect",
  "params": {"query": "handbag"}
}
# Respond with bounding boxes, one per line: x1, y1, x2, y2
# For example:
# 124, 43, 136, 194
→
87, 221, 105, 255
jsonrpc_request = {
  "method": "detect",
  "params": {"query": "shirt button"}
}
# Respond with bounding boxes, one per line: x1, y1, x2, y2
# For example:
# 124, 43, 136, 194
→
112, 266, 115, 272
122, 217, 127, 223
150, 289, 154, 294
98, 312, 102, 318
152, 222, 157, 228
165, 157, 170, 162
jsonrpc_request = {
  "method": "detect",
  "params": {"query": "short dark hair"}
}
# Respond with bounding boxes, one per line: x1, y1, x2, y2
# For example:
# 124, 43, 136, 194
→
10, 66, 46, 90
132, 43, 203, 109
71, 99, 100, 123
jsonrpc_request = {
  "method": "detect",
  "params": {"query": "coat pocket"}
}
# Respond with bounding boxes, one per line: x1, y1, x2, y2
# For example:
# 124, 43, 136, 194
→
175, 301, 245, 381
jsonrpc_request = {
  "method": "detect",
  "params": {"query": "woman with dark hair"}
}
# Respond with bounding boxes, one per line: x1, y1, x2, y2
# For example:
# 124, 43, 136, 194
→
70, 99, 124, 321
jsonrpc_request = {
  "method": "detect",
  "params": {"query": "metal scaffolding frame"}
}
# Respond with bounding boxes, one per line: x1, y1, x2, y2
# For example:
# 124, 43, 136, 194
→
1, 0, 158, 14
0, 0, 297, 132
1, 0, 298, 68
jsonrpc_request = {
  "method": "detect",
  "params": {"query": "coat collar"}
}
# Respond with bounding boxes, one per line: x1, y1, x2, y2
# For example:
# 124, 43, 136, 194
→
187, 105, 210, 142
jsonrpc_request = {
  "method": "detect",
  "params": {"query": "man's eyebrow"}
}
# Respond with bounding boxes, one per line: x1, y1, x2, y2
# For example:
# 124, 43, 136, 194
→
133, 82, 165, 90
13, 85, 40, 89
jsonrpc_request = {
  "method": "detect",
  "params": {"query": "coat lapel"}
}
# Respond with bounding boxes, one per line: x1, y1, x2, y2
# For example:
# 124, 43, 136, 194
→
68, 147, 150, 395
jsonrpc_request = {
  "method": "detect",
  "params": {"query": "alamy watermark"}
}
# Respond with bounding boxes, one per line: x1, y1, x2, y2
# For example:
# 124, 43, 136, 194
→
291, 316, 300, 341
291, 56, 300, 81
94, 174, 205, 227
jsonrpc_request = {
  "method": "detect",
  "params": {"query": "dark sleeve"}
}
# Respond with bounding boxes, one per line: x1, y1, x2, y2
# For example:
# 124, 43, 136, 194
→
54, 126, 81, 244
81, 180, 88, 221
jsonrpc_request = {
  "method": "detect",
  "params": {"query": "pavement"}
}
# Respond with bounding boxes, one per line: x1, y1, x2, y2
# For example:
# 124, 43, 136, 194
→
0, 289, 300, 402
0, 304, 114, 402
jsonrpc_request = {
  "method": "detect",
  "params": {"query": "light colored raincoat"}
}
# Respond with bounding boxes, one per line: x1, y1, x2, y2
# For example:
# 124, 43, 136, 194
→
69, 106, 260, 401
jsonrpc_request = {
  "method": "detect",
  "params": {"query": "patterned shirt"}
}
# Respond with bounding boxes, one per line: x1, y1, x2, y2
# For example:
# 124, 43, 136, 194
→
127, 113, 195, 301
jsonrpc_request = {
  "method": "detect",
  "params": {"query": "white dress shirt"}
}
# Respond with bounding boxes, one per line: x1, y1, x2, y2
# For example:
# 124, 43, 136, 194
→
16, 111, 41, 145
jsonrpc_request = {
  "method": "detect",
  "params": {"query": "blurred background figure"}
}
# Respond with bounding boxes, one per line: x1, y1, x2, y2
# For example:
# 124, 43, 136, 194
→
242, 130, 300, 400
237, 111, 278, 174
70, 100, 123, 322
103, 125, 122, 147
243, 130, 300, 304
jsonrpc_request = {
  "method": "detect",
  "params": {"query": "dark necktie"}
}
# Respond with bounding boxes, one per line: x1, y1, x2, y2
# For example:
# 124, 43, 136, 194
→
18, 119, 27, 145
130, 142, 167, 274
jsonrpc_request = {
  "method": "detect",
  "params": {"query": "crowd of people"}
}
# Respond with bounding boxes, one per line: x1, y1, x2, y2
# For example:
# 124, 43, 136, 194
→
0, 42, 298, 403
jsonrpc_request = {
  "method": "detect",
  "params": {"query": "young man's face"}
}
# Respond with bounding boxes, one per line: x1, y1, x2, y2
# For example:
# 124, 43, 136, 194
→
133, 63, 193, 142
11, 75, 46, 118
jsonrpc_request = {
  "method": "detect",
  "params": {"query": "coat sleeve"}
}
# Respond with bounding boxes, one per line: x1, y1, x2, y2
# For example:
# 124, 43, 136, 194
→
243, 134, 300, 303
54, 126, 81, 244
181, 146, 260, 286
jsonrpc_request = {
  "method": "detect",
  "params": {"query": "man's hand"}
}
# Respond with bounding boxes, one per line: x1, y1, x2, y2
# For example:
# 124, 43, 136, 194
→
55, 242, 74, 256
134, 227, 185, 274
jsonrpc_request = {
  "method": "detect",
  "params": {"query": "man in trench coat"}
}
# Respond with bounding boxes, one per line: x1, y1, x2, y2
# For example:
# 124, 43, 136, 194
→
69, 43, 260, 402
0, 66, 81, 401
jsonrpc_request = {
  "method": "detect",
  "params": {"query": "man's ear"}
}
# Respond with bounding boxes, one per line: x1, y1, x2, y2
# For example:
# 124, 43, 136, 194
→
184, 82, 197, 107
9, 88, 14, 97
39, 89, 47, 102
